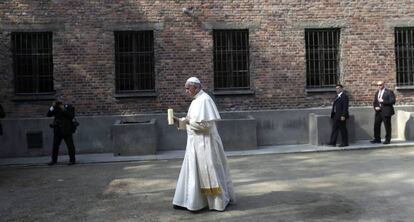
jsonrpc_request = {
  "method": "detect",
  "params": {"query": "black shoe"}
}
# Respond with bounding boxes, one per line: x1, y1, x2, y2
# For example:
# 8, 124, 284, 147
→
173, 205, 187, 210
370, 139, 381, 143
383, 141, 390, 144
47, 161, 57, 166
338, 144, 349, 147
326, 143, 336, 147
67, 161, 76, 166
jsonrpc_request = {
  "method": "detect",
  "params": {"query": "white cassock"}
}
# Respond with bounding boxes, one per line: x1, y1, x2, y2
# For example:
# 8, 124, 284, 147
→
173, 90, 235, 211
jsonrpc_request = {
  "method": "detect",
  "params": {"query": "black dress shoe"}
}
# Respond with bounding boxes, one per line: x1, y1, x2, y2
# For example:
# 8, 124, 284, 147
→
47, 161, 57, 166
173, 205, 187, 210
383, 141, 390, 144
67, 161, 76, 166
370, 139, 381, 143
326, 143, 336, 146
338, 144, 349, 147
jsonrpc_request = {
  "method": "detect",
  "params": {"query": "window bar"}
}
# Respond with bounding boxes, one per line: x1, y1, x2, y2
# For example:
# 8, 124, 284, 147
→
243, 32, 250, 88
406, 29, 409, 85
307, 31, 311, 86
140, 32, 144, 90
228, 31, 232, 88
241, 30, 243, 86
324, 30, 328, 86
245, 30, 248, 87
410, 29, 413, 84
33, 33, 39, 92
397, 29, 402, 85
307, 31, 310, 87
322, 31, 325, 86
405, 29, 409, 85
223, 31, 227, 88
115, 33, 119, 90
402, 29, 406, 85
142, 32, 146, 89
334, 30, 337, 85
308, 31, 312, 86
396, 29, 400, 85
317, 32, 322, 87
305, 31, 309, 86
402, 28, 407, 85
408, 29, 411, 85
235, 31, 240, 87
314, 31, 316, 87
328, 30, 332, 85
330, 31, 334, 85
399, 29, 404, 85
221, 31, 225, 89
410, 28, 412, 85
234, 31, 238, 87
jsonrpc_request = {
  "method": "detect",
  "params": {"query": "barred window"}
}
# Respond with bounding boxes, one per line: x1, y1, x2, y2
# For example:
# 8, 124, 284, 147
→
305, 29, 340, 88
213, 30, 250, 90
12, 32, 54, 94
114, 31, 155, 92
395, 27, 414, 86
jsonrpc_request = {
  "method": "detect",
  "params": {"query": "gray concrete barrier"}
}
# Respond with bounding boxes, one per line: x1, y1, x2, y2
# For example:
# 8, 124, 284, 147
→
111, 118, 157, 156
217, 115, 257, 150
309, 113, 355, 145
2, 106, 414, 158
397, 110, 414, 141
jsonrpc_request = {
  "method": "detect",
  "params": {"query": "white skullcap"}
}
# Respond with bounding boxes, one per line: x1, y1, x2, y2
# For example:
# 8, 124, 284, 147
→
186, 77, 201, 84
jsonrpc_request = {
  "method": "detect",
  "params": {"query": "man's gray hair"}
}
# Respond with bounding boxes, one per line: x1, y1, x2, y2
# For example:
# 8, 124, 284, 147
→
187, 81, 202, 89
186, 77, 202, 89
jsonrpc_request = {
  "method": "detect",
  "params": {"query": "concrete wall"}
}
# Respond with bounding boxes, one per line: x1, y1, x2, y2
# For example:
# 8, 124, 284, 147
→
1, 105, 414, 158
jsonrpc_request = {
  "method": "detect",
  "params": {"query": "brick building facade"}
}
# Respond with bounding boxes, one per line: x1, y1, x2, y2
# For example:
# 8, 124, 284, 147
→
2, 1, 414, 157
1, 0, 414, 117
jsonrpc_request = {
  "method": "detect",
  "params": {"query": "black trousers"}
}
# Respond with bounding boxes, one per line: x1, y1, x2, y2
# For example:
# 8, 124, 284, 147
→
51, 129, 76, 162
374, 112, 392, 142
329, 119, 348, 145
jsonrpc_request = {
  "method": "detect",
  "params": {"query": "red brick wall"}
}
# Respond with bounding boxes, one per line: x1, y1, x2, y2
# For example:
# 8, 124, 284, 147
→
1, 0, 414, 117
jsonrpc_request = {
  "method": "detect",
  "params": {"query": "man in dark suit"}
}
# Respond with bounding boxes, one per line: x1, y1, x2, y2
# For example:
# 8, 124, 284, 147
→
0, 104, 5, 135
47, 96, 76, 165
370, 81, 396, 144
328, 84, 349, 147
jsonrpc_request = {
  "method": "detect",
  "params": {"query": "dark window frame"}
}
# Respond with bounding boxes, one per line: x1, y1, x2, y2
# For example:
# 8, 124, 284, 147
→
114, 31, 155, 93
12, 32, 54, 94
213, 29, 250, 90
305, 28, 341, 89
395, 27, 414, 87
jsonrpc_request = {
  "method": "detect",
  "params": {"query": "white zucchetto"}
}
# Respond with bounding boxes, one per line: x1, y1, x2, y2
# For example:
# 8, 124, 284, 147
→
186, 77, 201, 84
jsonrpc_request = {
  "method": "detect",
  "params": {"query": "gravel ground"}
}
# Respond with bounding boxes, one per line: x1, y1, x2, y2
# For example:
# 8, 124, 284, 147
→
1, 147, 414, 222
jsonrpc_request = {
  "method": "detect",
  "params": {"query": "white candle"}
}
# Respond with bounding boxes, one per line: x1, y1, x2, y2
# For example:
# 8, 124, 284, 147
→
167, 108, 174, 125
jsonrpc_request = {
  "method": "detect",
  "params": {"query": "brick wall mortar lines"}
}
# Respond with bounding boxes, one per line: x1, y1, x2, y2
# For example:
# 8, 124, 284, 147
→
1, 1, 414, 117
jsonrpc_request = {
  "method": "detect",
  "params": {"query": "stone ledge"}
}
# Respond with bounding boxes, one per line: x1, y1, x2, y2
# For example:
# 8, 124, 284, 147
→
217, 115, 257, 150
111, 118, 157, 156
309, 113, 356, 146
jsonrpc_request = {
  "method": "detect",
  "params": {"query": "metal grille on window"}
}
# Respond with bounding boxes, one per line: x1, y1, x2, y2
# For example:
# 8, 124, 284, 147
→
305, 29, 340, 88
213, 30, 250, 90
115, 31, 155, 92
395, 27, 414, 86
12, 32, 54, 94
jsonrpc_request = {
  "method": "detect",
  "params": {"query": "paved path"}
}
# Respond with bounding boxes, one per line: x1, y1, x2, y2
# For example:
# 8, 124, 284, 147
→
1, 144, 414, 222
1, 140, 414, 166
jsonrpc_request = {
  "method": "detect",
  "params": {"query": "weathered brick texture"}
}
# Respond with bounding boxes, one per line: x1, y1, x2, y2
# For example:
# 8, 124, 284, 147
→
1, 0, 414, 117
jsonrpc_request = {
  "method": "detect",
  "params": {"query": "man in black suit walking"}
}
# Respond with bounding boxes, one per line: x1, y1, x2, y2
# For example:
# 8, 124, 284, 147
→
370, 81, 396, 144
47, 96, 76, 165
328, 84, 349, 147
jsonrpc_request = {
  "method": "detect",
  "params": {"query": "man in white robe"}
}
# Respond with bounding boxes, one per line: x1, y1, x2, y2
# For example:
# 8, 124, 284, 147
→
172, 77, 235, 212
